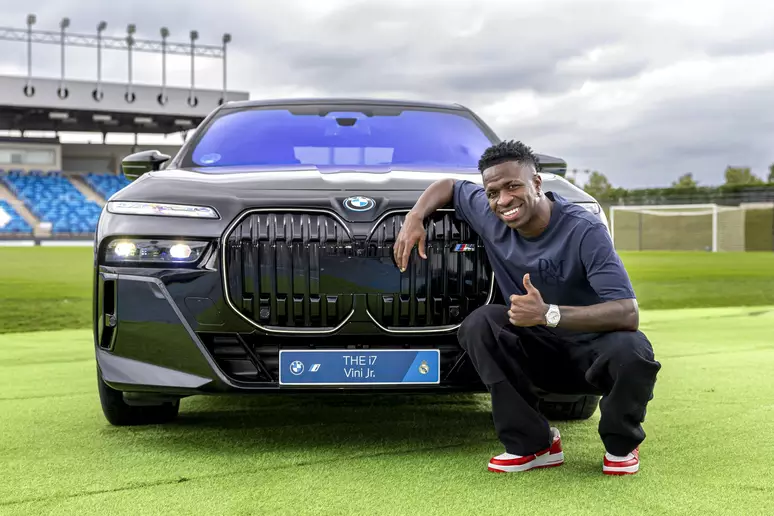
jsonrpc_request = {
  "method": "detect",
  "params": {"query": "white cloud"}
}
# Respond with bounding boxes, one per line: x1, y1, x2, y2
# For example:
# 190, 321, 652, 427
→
0, 0, 772, 187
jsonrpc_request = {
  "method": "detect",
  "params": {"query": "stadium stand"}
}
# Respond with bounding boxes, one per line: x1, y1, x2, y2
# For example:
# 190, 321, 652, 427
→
0, 23, 249, 243
83, 173, 131, 201
0, 199, 32, 234
0, 169, 102, 234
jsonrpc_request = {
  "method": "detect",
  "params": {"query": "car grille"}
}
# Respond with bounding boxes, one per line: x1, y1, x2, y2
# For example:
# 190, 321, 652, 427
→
222, 209, 494, 333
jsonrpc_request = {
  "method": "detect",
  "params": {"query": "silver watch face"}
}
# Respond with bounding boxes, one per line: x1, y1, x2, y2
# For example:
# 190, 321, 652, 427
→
547, 307, 560, 325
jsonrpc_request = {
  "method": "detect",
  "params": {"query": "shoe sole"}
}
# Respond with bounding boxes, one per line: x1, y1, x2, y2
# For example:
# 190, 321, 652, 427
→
488, 452, 564, 473
603, 463, 639, 475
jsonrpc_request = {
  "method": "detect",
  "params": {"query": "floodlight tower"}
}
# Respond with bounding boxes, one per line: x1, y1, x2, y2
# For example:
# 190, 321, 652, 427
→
58, 17, 70, 98
25, 14, 36, 96
159, 27, 169, 105
94, 21, 107, 101
0, 14, 244, 142
188, 30, 199, 106
126, 23, 136, 102
221, 33, 231, 104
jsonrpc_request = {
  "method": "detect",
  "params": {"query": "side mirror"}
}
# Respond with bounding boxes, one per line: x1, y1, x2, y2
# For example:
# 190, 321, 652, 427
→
533, 153, 567, 177
121, 150, 171, 180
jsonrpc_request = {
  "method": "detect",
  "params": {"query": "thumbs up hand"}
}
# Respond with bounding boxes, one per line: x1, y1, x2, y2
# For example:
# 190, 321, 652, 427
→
508, 273, 549, 327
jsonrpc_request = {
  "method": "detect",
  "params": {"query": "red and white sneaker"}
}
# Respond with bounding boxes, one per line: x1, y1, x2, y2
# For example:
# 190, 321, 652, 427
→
603, 447, 639, 475
488, 427, 564, 473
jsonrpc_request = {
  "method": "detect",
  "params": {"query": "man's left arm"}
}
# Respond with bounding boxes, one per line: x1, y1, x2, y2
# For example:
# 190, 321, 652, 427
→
508, 223, 639, 332
557, 222, 639, 331
549, 298, 639, 332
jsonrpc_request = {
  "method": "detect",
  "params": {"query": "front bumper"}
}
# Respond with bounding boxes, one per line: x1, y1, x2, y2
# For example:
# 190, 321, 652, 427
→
94, 267, 485, 396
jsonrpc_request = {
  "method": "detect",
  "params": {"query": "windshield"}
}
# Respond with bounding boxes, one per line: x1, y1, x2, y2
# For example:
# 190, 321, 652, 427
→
183, 105, 496, 171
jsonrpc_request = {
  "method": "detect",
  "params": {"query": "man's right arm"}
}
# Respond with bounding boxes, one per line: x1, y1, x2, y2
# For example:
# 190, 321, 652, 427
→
393, 178, 456, 271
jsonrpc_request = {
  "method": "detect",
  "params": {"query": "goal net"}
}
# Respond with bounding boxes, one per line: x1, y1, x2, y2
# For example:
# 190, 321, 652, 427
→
609, 204, 748, 252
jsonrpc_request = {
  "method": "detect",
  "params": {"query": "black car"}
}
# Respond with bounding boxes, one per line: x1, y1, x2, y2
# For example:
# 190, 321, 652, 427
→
94, 98, 608, 425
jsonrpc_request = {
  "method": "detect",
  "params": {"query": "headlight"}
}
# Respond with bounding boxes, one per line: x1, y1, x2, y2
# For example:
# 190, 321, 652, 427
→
104, 239, 209, 265
107, 201, 219, 219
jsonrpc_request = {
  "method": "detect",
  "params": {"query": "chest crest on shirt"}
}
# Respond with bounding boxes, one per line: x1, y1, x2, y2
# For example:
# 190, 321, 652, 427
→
538, 258, 566, 286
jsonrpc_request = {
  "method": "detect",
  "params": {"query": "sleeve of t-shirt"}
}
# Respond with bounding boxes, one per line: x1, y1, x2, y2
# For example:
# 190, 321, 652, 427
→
579, 223, 637, 301
452, 179, 492, 236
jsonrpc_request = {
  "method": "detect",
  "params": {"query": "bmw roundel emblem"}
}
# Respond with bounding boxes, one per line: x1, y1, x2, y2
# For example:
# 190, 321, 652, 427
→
290, 361, 304, 376
343, 196, 376, 212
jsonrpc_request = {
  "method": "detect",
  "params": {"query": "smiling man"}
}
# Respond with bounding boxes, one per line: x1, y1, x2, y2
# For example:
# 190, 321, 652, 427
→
394, 140, 661, 476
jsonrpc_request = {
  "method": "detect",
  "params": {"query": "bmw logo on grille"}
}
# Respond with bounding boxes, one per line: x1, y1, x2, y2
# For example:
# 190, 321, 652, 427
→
290, 361, 305, 376
343, 196, 376, 212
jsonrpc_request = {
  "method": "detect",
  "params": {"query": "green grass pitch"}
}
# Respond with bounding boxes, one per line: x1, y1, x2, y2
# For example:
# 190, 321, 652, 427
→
0, 247, 773, 515
1, 247, 773, 334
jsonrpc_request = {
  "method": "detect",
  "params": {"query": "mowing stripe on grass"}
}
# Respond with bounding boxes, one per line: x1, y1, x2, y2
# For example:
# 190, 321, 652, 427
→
1, 306, 773, 515
3, 248, 774, 334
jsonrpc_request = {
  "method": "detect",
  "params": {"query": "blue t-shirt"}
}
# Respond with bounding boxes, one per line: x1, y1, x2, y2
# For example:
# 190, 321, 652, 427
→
453, 180, 636, 314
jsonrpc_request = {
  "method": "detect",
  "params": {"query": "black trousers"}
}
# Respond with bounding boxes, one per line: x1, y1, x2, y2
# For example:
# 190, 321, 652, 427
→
457, 304, 661, 457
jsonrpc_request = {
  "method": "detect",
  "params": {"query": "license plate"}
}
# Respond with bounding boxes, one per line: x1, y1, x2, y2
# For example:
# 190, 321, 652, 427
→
279, 349, 440, 386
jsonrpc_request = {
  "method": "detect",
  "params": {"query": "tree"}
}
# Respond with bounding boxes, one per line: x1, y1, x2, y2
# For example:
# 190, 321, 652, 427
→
671, 173, 698, 188
583, 171, 612, 199
724, 166, 764, 185
768, 163, 774, 183
564, 168, 578, 185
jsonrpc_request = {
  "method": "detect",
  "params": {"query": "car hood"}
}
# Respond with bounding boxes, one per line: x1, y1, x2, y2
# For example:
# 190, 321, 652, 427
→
135, 165, 485, 192
113, 165, 594, 201
98, 165, 598, 241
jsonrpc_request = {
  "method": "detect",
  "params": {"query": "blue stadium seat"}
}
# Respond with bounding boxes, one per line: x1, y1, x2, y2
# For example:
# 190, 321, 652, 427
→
84, 172, 131, 201
0, 170, 103, 234
0, 200, 33, 234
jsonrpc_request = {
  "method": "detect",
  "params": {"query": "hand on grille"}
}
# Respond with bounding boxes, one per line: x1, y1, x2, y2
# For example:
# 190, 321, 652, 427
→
394, 212, 428, 272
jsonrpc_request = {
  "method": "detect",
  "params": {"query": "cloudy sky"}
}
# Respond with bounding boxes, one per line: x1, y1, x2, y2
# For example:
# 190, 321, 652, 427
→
0, 0, 772, 188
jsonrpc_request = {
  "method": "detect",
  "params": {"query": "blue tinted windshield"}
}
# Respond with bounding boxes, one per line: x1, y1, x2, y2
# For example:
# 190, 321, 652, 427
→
186, 106, 495, 170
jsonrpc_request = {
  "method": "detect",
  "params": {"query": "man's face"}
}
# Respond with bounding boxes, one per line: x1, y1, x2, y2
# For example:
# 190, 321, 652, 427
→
482, 161, 542, 230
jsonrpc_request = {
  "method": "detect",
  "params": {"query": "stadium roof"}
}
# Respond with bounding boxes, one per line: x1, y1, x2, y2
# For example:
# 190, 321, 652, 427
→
0, 75, 249, 135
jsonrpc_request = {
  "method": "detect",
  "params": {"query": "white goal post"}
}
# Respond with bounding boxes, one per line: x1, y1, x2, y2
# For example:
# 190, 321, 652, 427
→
609, 203, 747, 252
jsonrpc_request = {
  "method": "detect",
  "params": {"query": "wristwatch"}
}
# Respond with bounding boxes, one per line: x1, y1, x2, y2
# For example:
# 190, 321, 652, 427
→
545, 304, 561, 327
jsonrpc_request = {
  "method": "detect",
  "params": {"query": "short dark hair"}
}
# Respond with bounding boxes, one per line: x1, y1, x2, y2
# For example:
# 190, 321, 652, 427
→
478, 140, 541, 174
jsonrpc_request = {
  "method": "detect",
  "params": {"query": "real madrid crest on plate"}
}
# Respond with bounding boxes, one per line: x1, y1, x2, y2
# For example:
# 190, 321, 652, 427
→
418, 360, 429, 375
343, 196, 375, 212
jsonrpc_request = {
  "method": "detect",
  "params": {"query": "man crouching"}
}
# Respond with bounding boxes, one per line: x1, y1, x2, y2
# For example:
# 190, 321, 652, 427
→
393, 140, 661, 475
